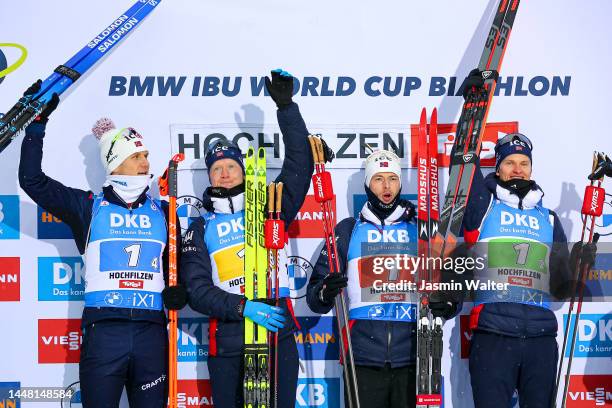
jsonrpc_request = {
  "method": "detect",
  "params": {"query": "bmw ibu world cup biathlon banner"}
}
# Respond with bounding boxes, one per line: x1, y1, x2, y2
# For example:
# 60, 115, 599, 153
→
1, 0, 611, 407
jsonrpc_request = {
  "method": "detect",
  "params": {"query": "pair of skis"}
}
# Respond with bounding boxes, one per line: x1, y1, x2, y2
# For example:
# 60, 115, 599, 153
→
308, 135, 360, 408
158, 153, 185, 408
244, 147, 283, 408
0, 0, 160, 154
553, 152, 608, 408
416, 1, 521, 406
432, 0, 521, 258
416, 109, 443, 408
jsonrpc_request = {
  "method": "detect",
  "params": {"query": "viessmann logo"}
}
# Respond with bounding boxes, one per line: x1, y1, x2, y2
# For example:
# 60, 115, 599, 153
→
0, 43, 27, 85
38, 319, 82, 364
288, 194, 336, 239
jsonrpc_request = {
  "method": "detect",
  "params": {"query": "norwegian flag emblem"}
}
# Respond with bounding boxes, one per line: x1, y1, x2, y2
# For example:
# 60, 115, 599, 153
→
134, 141, 142, 147
516, 146, 523, 151
380, 162, 389, 167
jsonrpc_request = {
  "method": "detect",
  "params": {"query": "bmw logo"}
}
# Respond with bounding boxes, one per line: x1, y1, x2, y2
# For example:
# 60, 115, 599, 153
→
104, 292, 123, 306
368, 305, 385, 319
177, 195, 205, 234
287, 256, 313, 296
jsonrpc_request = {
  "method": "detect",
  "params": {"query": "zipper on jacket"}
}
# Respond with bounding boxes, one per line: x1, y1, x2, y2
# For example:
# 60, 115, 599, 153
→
386, 321, 392, 363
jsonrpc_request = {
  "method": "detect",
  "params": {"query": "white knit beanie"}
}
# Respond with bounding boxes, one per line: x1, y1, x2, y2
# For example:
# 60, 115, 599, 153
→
92, 118, 148, 174
364, 149, 402, 187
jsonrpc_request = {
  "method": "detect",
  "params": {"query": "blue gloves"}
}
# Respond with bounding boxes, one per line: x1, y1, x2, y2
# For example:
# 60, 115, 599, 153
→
243, 300, 286, 332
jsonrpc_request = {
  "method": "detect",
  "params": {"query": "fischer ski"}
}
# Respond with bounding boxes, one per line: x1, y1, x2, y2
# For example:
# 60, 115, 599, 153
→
0, 0, 160, 154
553, 152, 608, 408
244, 147, 270, 408
433, 0, 521, 258
158, 153, 185, 408
308, 135, 360, 408
416, 108, 443, 408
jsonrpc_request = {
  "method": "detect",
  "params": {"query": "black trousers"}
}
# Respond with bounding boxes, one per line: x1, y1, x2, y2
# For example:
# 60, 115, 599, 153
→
345, 363, 417, 408
470, 331, 558, 408
80, 320, 168, 408
208, 334, 299, 408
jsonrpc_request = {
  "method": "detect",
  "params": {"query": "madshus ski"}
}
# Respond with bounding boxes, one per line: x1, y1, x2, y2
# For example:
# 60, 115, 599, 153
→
0, 0, 160, 154
416, 108, 443, 408
244, 147, 271, 408
432, 0, 521, 258
417, 2, 521, 406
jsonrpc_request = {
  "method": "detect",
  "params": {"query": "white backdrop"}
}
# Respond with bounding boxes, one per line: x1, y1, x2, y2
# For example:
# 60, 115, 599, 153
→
1, 1, 611, 407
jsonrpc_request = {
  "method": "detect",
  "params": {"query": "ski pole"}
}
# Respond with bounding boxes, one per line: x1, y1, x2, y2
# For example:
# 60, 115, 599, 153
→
308, 135, 360, 408
158, 153, 185, 408
265, 182, 284, 408
557, 152, 606, 408
553, 153, 599, 404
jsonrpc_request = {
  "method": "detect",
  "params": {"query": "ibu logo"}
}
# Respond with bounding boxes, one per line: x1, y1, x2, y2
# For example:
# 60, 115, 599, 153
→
0, 195, 20, 239
367, 229, 409, 243
176, 317, 209, 362
216, 218, 244, 237
38, 257, 85, 301
500, 211, 540, 230
295, 378, 340, 408
110, 213, 151, 228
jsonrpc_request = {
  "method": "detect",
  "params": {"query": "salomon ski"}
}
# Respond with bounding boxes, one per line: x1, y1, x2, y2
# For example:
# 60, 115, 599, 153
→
0, 0, 160, 154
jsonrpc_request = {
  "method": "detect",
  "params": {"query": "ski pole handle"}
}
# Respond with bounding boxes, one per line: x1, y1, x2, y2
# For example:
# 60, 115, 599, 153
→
275, 182, 283, 214
308, 135, 320, 163
265, 183, 285, 249
267, 183, 275, 215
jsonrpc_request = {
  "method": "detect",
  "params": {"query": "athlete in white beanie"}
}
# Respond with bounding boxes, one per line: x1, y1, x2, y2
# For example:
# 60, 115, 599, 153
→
18, 81, 186, 408
363, 149, 403, 220
92, 117, 152, 203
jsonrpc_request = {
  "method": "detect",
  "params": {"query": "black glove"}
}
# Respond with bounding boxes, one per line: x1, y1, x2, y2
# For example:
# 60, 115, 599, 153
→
162, 284, 188, 310
265, 69, 294, 109
459, 68, 499, 99
429, 291, 459, 319
318, 274, 348, 304
320, 137, 335, 163
589, 154, 612, 180
24, 79, 43, 96
569, 241, 598, 274
24, 79, 59, 124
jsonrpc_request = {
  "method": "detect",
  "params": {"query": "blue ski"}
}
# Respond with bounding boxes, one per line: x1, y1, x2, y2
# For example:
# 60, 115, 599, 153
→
0, 0, 161, 153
